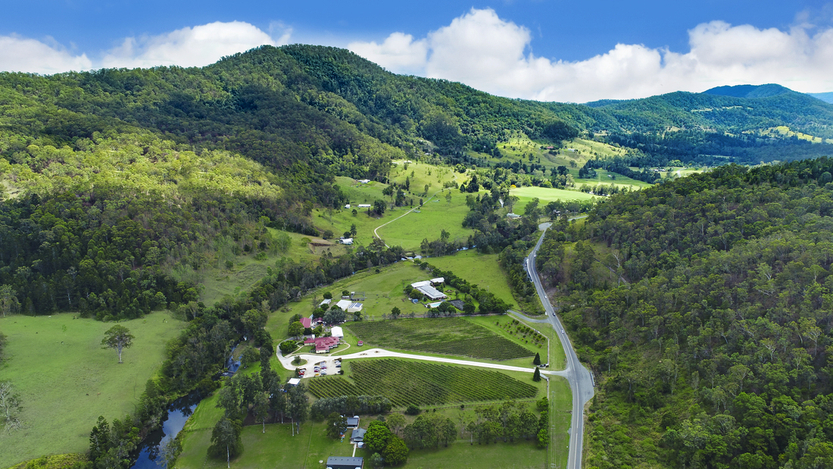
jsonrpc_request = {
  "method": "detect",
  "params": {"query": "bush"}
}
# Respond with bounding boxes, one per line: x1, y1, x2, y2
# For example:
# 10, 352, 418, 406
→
405, 405, 420, 415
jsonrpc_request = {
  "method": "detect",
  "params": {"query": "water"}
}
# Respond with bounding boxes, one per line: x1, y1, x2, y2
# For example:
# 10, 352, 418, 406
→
130, 346, 238, 468
130, 394, 200, 468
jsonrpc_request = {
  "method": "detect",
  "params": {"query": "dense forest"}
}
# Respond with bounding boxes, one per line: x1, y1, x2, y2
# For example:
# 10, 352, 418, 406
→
537, 158, 833, 468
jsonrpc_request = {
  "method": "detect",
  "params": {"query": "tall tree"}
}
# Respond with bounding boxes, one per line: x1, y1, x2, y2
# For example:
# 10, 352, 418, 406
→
0, 380, 22, 434
208, 416, 242, 468
0, 285, 20, 318
101, 325, 134, 364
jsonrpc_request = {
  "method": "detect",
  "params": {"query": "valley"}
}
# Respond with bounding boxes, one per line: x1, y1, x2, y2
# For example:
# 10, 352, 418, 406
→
2, 45, 833, 469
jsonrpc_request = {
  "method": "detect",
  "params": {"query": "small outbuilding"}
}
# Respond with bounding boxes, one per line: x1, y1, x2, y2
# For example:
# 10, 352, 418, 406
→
346, 415, 360, 428
331, 326, 344, 338
327, 456, 364, 469
351, 427, 367, 445
287, 378, 301, 386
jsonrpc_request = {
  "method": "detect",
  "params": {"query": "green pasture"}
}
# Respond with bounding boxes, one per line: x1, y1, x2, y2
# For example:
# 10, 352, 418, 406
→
376, 190, 475, 249
388, 160, 468, 194
0, 312, 184, 468
573, 170, 653, 190
345, 317, 534, 361
425, 250, 518, 309
200, 229, 346, 306
509, 186, 596, 213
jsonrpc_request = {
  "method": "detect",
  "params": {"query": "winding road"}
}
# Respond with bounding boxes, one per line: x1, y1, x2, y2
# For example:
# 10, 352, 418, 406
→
526, 222, 595, 469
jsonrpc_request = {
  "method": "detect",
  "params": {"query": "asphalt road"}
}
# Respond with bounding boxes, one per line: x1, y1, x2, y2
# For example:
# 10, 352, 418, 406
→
526, 222, 595, 469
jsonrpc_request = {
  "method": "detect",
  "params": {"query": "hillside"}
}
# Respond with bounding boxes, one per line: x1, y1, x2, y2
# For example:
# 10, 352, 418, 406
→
536, 158, 833, 468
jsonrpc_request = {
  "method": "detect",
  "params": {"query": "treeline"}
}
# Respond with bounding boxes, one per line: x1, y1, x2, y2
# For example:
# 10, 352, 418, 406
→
536, 157, 833, 468
579, 158, 662, 183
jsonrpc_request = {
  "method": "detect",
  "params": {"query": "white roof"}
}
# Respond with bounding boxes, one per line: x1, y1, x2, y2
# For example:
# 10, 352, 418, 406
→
411, 280, 431, 288
417, 285, 447, 300
335, 299, 352, 310
357, 204, 371, 208
320, 299, 332, 306
431, 277, 444, 284
288, 378, 301, 385
331, 326, 344, 337
341, 238, 353, 245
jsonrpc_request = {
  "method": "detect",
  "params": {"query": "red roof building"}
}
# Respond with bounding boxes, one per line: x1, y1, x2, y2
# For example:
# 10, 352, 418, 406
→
303, 336, 341, 353
300, 317, 313, 329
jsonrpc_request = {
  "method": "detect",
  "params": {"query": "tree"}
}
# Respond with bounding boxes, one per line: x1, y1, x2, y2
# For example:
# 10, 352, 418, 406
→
326, 412, 348, 439
364, 420, 393, 453
391, 307, 401, 319
288, 321, 304, 338
208, 416, 243, 468
279, 340, 296, 354
387, 413, 406, 437
101, 325, 134, 364
158, 436, 182, 469
383, 436, 409, 466
533, 352, 541, 366
323, 291, 333, 300
532, 367, 541, 382
369, 452, 384, 469
0, 285, 20, 318
287, 383, 309, 435
0, 381, 22, 434
253, 392, 270, 434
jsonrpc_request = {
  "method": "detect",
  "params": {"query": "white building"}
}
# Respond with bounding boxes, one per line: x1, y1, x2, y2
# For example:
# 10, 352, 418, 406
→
331, 326, 344, 338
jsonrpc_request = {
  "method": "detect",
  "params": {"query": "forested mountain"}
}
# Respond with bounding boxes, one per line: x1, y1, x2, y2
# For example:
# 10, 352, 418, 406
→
537, 159, 833, 468
583, 84, 833, 167
3, 44, 833, 319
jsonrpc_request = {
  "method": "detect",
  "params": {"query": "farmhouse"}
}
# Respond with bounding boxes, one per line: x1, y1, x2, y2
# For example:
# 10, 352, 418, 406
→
335, 299, 363, 313
416, 285, 447, 301
327, 456, 364, 469
304, 336, 341, 353
410, 279, 448, 301
351, 427, 366, 446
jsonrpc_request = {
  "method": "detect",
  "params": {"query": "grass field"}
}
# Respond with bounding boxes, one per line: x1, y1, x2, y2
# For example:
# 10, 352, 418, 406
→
425, 250, 518, 309
549, 377, 572, 468
0, 312, 184, 468
509, 186, 596, 214
308, 359, 539, 408
376, 191, 475, 249
346, 317, 532, 360
200, 229, 346, 306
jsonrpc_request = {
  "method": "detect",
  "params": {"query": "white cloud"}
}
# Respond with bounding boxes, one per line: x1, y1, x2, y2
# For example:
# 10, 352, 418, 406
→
347, 33, 427, 75
348, 8, 833, 102
102, 21, 290, 69
0, 35, 92, 74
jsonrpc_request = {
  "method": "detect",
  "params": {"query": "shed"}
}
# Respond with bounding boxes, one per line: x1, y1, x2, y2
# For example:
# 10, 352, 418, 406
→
416, 285, 447, 301
331, 326, 344, 338
335, 299, 352, 311
430, 277, 445, 285
287, 378, 301, 386
327, 456, 364, 469
340, 238, 353, 245
351, 427, 367, 443
346, 415, 360, 428
320, 299, 332, 307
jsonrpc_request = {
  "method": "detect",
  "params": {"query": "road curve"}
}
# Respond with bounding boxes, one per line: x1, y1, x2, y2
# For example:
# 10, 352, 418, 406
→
526, 223, 594, 469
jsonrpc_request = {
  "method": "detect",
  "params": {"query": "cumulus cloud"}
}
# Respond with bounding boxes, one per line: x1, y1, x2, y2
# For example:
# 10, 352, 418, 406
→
348, 8, 833, 102
101, 21, 290, 69
348, 33, 428, 76
0, 35, 92, 74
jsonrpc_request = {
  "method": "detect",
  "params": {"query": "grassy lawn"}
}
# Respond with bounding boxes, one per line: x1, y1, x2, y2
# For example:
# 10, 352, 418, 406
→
345, 317, 533, 360
177, 419, 355, 469
549, 377, 572, 469
425, 250, 518, 309
0, 312, 184, 468
378, 438, 545, 468
509, 186, 596, 214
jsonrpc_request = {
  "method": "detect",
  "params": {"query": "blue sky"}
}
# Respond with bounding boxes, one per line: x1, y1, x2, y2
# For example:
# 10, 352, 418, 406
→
1, 1, 832, 102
